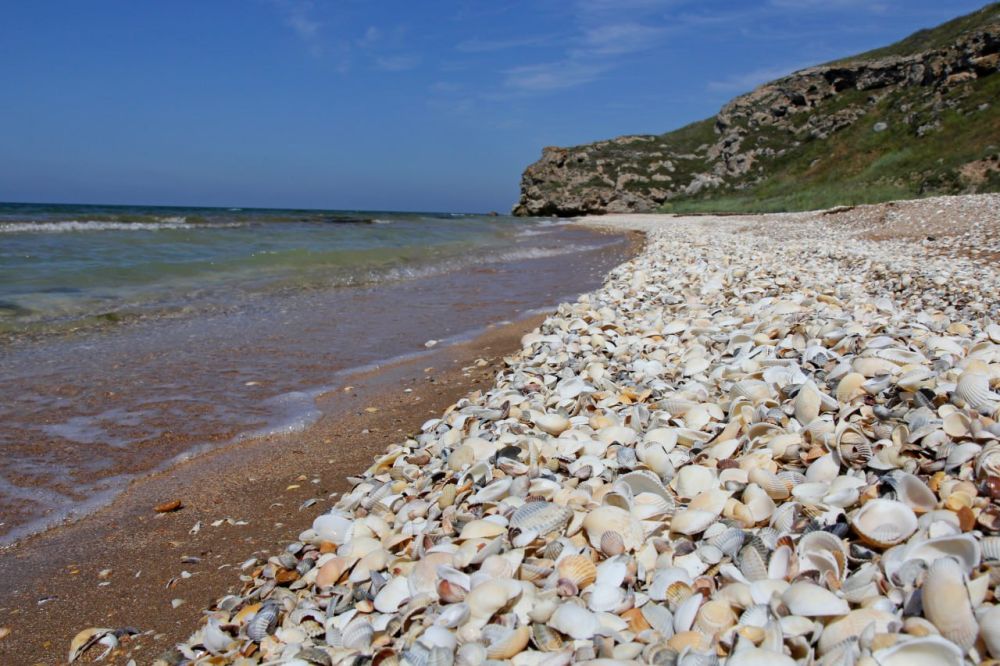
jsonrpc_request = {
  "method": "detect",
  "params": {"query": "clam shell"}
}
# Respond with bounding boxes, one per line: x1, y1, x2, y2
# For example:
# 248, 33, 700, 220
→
871, 635, 964, 666
671, 509, 717, 536
850, 499, 917, 549
794, 381, 822, 425
482, 624, 530, 660
342, 618, 374, 651
817, 608, 900, 654
780, 581, 849, 617
534, 412, 570, 436
600, 530, 626, 557
549, 603, 600, 640
531, 623, 565, 652
509, 501, 572, 535
694, 599, 736, 637
922, 557, 977, 650
885, 471, 937, 514
583, 506, 643, 551
980, 605, 1000, 659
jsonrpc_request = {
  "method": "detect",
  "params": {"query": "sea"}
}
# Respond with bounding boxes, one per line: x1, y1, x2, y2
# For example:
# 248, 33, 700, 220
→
0, 202, 631, 543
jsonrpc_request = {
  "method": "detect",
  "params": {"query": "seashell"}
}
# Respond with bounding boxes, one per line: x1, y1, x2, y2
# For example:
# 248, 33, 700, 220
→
616, 469, 675, 501
642, 602, 675, 637
671, 509, 717, 536
531, 623, 565, 652
871, 635, 963, 666
737, 544, 769, 582
342, 618, 374, 651
694, 599, 736, 637
583, 505, 643, 551
458, 519, 506, 541
780, 581, 849, 617
794, 381, 822, 424
817, 608, 900, 655
742, 484, 776, 523
674, 465, 716, 498
850, 499, 917, 549
980, 605, 1000, 659
510, 501, 572, 536
922, 557, 978, 650
884, 471, 937, 513
725, 648, 797, 666
588, 582, 624, 612
633, 492, 677, 520
748, 468, 790, 500
836, 373, 867, 403
482, 624, 530, 660
373, 575, 410, 613
673, 590, 703, 633
534, 412, 570, 436
600, 530, 625, 556
247, 601, 280, 641
313, 511, 353, 545
956, 371, 999, 411
731, 380, 771, 404
549, 603, 600, 640
557, 554, 597, 588
465, 580, 518, 620
455, 642, 487, 666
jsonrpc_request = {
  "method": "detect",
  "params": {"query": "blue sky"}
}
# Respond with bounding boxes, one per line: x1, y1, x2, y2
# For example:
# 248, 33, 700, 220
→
0, 1, 987, 212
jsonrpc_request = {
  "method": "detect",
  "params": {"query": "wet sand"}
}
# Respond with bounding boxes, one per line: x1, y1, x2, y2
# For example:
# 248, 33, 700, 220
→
0, 314, 548, 664
0, 230, 644, 665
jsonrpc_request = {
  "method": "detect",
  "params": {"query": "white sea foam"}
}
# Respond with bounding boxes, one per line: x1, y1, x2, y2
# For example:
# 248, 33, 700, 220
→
0, 219, 244, 233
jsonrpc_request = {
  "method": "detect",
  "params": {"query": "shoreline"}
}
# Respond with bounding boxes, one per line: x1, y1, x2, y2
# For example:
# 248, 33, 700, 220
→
137, 193, 1000, 665
0, 227, 644, 665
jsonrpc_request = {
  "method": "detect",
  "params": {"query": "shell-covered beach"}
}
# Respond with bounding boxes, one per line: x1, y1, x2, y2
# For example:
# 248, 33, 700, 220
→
80, 194, 1000, 664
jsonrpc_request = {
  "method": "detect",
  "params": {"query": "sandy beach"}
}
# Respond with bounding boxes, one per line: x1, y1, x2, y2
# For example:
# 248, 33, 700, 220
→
87, 193, 1000, 666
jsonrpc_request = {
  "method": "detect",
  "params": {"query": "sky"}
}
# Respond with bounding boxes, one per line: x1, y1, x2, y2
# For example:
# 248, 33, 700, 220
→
0, 0, 989, 213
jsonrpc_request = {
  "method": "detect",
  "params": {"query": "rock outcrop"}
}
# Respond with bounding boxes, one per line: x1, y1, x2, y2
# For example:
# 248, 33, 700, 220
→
513, 8, 1000, 216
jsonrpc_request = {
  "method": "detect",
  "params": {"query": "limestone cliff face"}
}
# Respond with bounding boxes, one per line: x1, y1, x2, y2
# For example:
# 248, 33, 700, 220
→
512, 19, 1000, 216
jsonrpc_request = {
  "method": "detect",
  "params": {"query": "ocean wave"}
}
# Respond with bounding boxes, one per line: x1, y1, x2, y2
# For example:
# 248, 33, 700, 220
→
0, 219, 245, 234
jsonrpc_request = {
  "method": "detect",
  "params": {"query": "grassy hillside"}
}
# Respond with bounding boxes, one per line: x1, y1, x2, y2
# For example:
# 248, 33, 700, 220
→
514, 3, 1000, 216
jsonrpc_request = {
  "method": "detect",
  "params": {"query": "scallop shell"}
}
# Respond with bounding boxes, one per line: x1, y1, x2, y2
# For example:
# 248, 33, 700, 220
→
748, 468, 790, 500
583, 506, 643, 551
509, 501, 572, 535
850, 499, 917, 549
342, 618, 374, 651
374, 575, 411, 613
956, 371, 998, 410
707, 526, 744, 556
731, 380, 771, 403
641, 602, 675, 637
600, 530, 625, 557
922, 557, 978, 650
557, 554, 597, 589
247, 601, 279, 641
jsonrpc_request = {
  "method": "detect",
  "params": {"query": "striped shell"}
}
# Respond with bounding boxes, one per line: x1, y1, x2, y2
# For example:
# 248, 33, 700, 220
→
509, 501, 572, 535
246, 602, 279, 642
922, 557, 978, 650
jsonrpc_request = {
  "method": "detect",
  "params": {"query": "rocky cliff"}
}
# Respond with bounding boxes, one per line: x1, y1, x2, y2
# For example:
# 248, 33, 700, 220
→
513, 4, 1000, 216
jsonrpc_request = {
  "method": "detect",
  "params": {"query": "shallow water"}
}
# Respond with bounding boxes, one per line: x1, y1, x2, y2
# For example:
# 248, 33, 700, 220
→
0, 203, 631, 543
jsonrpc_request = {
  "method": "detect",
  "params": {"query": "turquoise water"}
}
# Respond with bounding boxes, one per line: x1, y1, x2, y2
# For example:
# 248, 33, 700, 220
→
0, 202, 565, 338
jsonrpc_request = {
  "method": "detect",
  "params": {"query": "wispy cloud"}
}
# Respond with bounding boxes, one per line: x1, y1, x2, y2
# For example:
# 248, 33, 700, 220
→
456, 35, 552, 53
270, 0, 323, 56
706, 64, 801, 93
578, 22, 666, 55
375, 54, 421, 71
503, 61, 610, 92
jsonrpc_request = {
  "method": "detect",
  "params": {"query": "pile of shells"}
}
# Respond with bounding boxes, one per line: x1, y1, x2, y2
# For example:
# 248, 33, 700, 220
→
162, 208, 1000, 665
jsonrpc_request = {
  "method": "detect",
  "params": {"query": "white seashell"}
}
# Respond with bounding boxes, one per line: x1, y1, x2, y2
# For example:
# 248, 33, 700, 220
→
587, 583, 624, 612
420, 625, 458, 651
805, 453, 840, 483
794, 381, 822, 424
725, 648, 797, 666
956, 370, 999, 410
466, 580, 519, 620
780, 582, 849, 617
850, 499, 917, 548
534, 412, 570, 436
818, 608, 900, 655
671, 509, 717, 536
872, 635, 963, 666
312, 511, 353, 544
674, 465, 716, 498
673, 590, 703, 633
549, 603, 600, 639
980, 605, 1000, 659
885, 471, 937, 513
583, 506, 643, 551
373, 576, 411, 614
923, 557, 978, 650
509, 501, 572, 535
